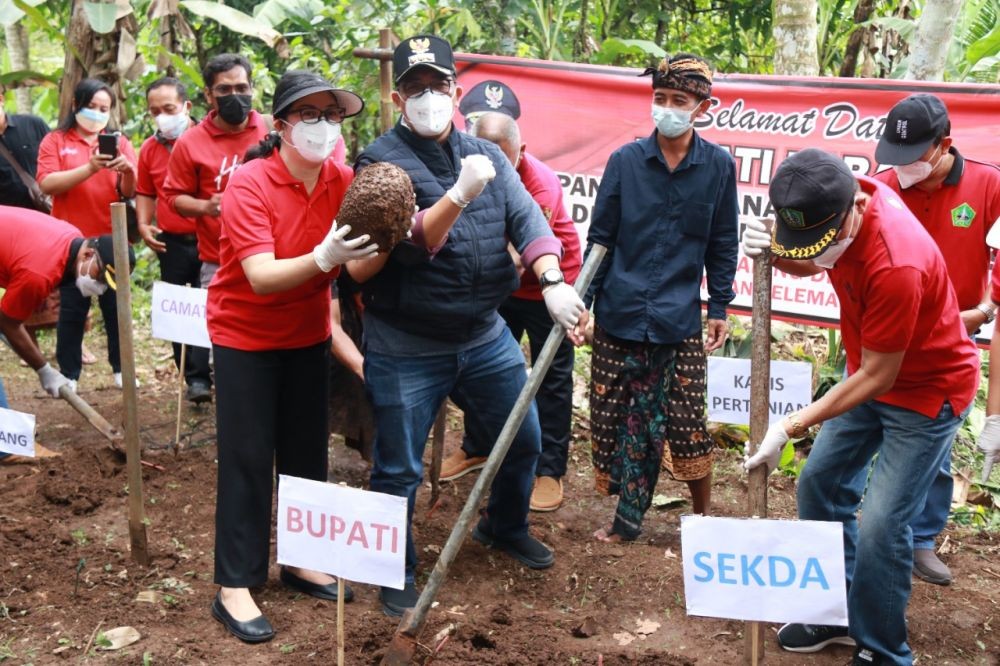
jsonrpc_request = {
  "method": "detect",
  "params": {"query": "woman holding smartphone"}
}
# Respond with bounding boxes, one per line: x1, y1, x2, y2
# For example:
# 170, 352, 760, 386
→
37, 78, 137, 390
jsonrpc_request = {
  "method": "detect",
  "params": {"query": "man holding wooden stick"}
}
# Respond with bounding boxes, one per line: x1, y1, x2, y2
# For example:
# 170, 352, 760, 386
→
742, 149, 978, 666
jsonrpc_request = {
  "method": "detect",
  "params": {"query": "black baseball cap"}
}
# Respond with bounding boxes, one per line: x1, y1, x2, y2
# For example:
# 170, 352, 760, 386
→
459, 80, 521, 128
769, 149, 858, 260
92, 234, 135, 290
393, 35, 456, 84
874, 94, 949, 165
271, 70, 363, 119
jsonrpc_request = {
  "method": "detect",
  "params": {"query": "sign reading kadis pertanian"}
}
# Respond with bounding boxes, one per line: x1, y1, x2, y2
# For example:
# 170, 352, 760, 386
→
706, 357, 813, 426
276, 474, 407, 590
0, 406, 36, 457
453, 55, 1000, 339
150, 281, 209, 348
681, 515, 847, 625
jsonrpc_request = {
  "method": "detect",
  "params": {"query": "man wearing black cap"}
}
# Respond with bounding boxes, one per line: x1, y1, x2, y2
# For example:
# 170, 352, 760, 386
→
575, 53, 738, 543
742, 149, 979, 665
349, 34, 584, 617
0, 205, 133, 462
873, 93, 1000, 585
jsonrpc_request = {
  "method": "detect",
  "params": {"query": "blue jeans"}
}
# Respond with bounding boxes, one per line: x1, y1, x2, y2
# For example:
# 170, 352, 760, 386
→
797, 399, 967, 665
366, 329, 541, 583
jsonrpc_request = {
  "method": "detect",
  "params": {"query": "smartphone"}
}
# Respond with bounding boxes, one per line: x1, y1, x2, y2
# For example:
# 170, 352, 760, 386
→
97, 133, 119, 158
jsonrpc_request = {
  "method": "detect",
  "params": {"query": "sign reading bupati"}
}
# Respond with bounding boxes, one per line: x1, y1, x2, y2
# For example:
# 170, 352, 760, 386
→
0, 406, 36, 457
150, 281, 209, 348
681, 515, 847, 625
276, 475, 407, 590
706, 357, 813, 426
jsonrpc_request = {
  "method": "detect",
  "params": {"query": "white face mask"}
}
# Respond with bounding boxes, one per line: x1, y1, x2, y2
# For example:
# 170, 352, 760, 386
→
155, 111, 189, 141
892, 147, 943, 189
813, 209, 858, 269
652, 104, 694, 139
76, 257, 108, 297
76, 108, 110, 133
405, 92, 454, 137
286, 120, 342, 164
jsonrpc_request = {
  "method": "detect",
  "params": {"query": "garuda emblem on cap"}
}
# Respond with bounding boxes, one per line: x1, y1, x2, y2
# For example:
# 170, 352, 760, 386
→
410, 37, 430, 53
408, 37, 435, 66
779, 208, 806, 229
485, 84, 504, 109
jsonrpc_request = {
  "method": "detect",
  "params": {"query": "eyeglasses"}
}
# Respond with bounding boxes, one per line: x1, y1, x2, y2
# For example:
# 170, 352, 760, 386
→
287, 106, 345, 124
398, 78, 454, 99
212, 84, 252, 96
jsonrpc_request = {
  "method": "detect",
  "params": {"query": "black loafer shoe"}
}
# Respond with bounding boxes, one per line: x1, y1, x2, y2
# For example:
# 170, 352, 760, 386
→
211, 592, 275, 643
185, 381, 212, 404
380, 582, 418, 617
280, 567, 354, 602
472, 518, 554, 569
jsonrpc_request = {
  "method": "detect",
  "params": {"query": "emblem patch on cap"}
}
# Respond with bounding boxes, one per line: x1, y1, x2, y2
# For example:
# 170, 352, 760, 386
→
485, 84, 504, 109
778, 208, 806, 229
408, 37, 435, 66
896, 119, 908, 140
951, 202, 975, 228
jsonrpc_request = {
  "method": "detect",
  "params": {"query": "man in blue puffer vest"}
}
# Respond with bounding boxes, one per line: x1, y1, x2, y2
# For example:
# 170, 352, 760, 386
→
349, 34, 586, 617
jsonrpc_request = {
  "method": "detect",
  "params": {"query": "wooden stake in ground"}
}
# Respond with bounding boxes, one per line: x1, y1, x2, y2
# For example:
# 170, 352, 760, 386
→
744, 244, 773, 665
111, 202, 151, 566
173, 283, 191, 458
337, 577, 346, 666
428, 404, 447, 508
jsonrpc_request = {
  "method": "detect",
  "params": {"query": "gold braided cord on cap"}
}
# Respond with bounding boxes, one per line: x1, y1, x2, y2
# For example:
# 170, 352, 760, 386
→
771, 227, 839, 259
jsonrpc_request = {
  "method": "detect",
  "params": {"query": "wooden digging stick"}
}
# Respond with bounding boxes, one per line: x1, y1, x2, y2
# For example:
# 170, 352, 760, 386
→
744, 244, 773, 665
111, 202, 151, 566
57, 384, 123, 441
429, 404, 447, 508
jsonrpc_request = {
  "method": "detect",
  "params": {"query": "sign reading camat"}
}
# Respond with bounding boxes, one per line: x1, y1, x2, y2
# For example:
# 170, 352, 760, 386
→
681, 515, 847, 625
151, 281, 210, 348
0, 406, 36, 457
706, 357, 812, 426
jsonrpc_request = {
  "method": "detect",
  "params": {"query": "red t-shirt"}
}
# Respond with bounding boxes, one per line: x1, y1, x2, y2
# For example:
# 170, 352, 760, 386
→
514, 152, 582, 300
207, 151, 352, 351
0, 206, 81, 321
136, 133, 196, 235
830, 177, 979, 418
874, 151, 1000, 310
162, 110, 268, 263
36, 129, 138, 237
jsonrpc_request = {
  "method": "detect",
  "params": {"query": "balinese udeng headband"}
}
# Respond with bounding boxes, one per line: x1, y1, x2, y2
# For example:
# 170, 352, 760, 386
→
641, 57, 713, 99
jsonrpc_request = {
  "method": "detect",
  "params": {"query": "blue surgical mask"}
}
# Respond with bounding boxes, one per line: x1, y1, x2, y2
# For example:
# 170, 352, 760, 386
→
652, 104, 693, 139
76, 107, 110, 133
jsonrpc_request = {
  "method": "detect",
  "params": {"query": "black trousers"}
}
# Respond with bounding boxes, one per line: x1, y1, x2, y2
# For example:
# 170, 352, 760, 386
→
56, 283, 120, 380
213, 340, 330, 587
463, 296, 575, 478
157, 232, 212, 387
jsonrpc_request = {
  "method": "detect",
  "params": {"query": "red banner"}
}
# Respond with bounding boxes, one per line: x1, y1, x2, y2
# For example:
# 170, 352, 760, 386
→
454, 54, 1000, 335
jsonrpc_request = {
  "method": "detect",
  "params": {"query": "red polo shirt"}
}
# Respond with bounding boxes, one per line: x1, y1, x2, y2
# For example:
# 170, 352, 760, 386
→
162, 110, 268, 264
829, 176, 979, 418
875, 149, 1000, 310
136, 132, 195, 235
36, 129, 138, 237
207, 151, 352, 351
514, 152, 582, 300
0, 206, 81, 321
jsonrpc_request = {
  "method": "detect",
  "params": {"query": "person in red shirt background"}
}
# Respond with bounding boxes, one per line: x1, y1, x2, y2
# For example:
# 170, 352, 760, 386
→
206, 70, 378, 643
37, 78, 137, 391
162, 53, 268, 289
136, 76, 213, 405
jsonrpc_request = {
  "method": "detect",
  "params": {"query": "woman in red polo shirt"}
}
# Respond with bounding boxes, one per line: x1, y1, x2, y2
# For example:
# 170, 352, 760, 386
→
207, 70, 377, 643
37, 78, 137, 390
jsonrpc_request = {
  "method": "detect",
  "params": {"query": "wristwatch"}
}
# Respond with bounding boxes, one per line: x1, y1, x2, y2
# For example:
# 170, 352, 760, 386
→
977, 302, 997, 324
539, 269, 565, 289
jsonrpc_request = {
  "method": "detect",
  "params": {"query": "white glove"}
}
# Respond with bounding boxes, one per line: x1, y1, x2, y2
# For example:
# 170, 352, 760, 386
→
742, 217, 773, 257
446, 155, 496, 208
37, 363, 70, 398
313, 220, 379, 272
743, 419, 791, 475
979, 415, 1000, 482
543, 282, 585, 330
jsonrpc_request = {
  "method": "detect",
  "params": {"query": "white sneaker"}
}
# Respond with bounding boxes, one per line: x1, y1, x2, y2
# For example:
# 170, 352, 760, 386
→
67, 379, 78, 393
113, 373, 140, 389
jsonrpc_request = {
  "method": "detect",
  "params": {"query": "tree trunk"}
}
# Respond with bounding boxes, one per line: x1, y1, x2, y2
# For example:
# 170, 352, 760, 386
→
839, 0, 876, 77
4, 21, 32, 112
905, 0, 963, 80
772, 0, 819, 76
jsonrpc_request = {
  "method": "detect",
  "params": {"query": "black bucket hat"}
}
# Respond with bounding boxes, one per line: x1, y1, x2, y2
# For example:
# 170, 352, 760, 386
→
271, 70, 364, 119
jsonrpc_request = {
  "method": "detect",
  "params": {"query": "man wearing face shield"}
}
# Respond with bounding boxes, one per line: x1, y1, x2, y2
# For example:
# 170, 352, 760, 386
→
742, 149, 978, 665
350, 34, 584, 618
162, 54, 268, 289
872, 94, 1000, 586
0, 206, 134, 462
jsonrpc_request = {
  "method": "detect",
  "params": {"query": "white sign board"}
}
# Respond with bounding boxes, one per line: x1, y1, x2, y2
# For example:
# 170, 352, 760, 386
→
707, 357, 813, 426
150, 281, 210, 348
277, 474, 407, 590
0, 406, 36, 457
681, 515, 847, 626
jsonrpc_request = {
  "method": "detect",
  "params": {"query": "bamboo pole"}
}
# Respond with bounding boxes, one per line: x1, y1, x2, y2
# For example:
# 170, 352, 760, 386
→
378, 29, 395, 134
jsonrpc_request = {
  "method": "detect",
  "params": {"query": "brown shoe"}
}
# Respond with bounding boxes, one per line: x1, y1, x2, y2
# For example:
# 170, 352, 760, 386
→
0, 442, 60, 465
439, 449, 487, 481
530, 476, 563, 512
